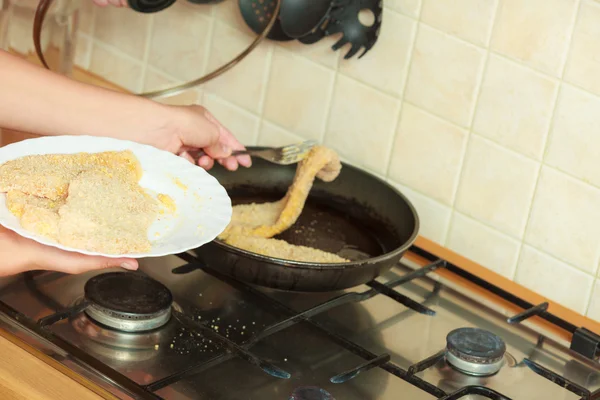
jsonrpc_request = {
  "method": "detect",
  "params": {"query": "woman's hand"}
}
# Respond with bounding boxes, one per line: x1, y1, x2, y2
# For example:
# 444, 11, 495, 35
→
0, 227, 137, 277
146, 104, 252, 172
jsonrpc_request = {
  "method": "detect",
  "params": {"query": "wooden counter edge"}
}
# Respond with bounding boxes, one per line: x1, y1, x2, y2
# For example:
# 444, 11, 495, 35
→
0, 329, 114, 399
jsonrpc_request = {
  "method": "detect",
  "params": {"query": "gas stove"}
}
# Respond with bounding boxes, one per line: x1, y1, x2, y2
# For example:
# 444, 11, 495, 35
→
0, 245, 599, 399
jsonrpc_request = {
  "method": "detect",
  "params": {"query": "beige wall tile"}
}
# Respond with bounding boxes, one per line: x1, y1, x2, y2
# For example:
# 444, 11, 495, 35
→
74, 34, 91, 70
143, 68, 201, 106
205, 22, 272, 114
277, 36, 341, 70
586, 280, 600, 320
421, 0, 497, 46
386, 0, 422, 18
473, 54, 558, 160
389, 103, 467, 205
89, 43, 142, 92
258, 121, 303, 147
204, 93, 260, 146
446, 212, 521, 278
490, 0, 579, 76
94, 7, 150, 60
390, 181, 452, 244
148, 2, 212, 82
565, 1, 600, 96
213, 0, 247, 29
405, 24, 486, 127
338, 9, 417, 97
263, 48, 334, 141
325, 75, 400, 175
78, 0, 95, 35
524, 167, 600, 274
516, 246, 594, 314
7, 3, 36, 54
143, 67, 179, 90
455, 135, 539, 238
546, 84, 600, 188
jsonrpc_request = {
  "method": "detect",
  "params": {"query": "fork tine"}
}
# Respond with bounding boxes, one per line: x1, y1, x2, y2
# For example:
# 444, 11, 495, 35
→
281, 140, 317, 152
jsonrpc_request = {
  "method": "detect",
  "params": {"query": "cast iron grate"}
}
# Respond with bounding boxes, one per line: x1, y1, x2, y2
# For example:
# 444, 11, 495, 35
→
2, 244, 598, 400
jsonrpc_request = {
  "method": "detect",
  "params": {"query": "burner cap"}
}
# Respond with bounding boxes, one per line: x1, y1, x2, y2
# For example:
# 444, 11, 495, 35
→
445, 327, 506, 376
84, 272, 173, 332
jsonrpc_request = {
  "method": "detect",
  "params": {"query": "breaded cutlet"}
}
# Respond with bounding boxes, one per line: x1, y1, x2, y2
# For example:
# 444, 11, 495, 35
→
224, 235, 348, 263
0, 150, 142, 200
6, 190, 65, 218
58, 169, 158, 254
5, 190, 65, 241
220, 145, 348, 263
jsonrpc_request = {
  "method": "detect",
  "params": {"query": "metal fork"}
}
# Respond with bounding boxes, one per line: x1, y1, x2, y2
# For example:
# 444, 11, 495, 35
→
188, 140, 318, 165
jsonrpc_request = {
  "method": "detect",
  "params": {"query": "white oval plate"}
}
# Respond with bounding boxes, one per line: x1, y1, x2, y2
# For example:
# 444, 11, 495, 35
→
0, 135, 232, 258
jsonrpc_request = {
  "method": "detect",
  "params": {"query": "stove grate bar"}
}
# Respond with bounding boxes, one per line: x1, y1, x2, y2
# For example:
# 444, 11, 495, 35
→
507, 302, 549, 325
437, 385, 513, 400
522, 358, 591, 399
410, 246, 580, 335
0, 300, 163, 399
408, 350, 446, 375
390, 259, 446, 287
146, 286, 378, 391
37, 300, 90, 327
366, 280, 435, 315
155, 260, 448, 398
329, 353, 391, 384
172, 309, 291, 380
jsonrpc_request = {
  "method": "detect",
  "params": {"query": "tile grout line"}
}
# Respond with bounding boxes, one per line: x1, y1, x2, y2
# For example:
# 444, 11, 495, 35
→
137, 14, 155, 94
318, 64, 338, 144
583, 277, 597, 317
90, 38, 145, 67
449, 211, 596, 284
443, 9, 497, 247
200, 11, 216, 81
383, 16, 419, 179
511, 0, 583, 282
254, 43, 274, 146
196, 11, 217, 105
85, 3, 98, 69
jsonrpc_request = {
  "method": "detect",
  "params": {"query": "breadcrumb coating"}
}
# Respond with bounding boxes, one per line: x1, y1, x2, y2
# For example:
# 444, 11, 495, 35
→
220, 146, 348, 263
0, 150, 161, 254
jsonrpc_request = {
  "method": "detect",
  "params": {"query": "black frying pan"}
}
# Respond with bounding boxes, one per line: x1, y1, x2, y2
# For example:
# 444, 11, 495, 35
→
193, 148, 419, 292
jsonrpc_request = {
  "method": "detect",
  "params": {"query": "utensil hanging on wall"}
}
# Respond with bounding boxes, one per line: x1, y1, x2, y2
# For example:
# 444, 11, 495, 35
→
325, 0, 382, 59
259, 0, 383, 59
278, 0, 332, 39
238, 0, 294, 41
32, 0, 280, 99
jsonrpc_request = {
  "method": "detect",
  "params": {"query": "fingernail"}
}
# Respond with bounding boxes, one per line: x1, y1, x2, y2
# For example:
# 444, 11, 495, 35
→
120, 263, 137, 271
221, 144, 231, 155
198, 157, 209, 167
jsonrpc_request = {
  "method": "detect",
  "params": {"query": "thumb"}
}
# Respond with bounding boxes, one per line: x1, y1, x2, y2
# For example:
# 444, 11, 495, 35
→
176, 105, 230, 158
75, 255, 139, 273
39, 250, 138, 274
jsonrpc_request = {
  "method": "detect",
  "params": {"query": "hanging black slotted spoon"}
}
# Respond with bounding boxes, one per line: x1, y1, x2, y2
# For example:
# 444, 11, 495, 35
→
279, 0, 333, 39
325, 0, 383, 59
239, 0, 294, 41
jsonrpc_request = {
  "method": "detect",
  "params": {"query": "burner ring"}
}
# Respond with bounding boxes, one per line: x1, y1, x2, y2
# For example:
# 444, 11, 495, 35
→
85, 303, 172, 332
445, 327, 506, 376
83, 272, 173, 332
